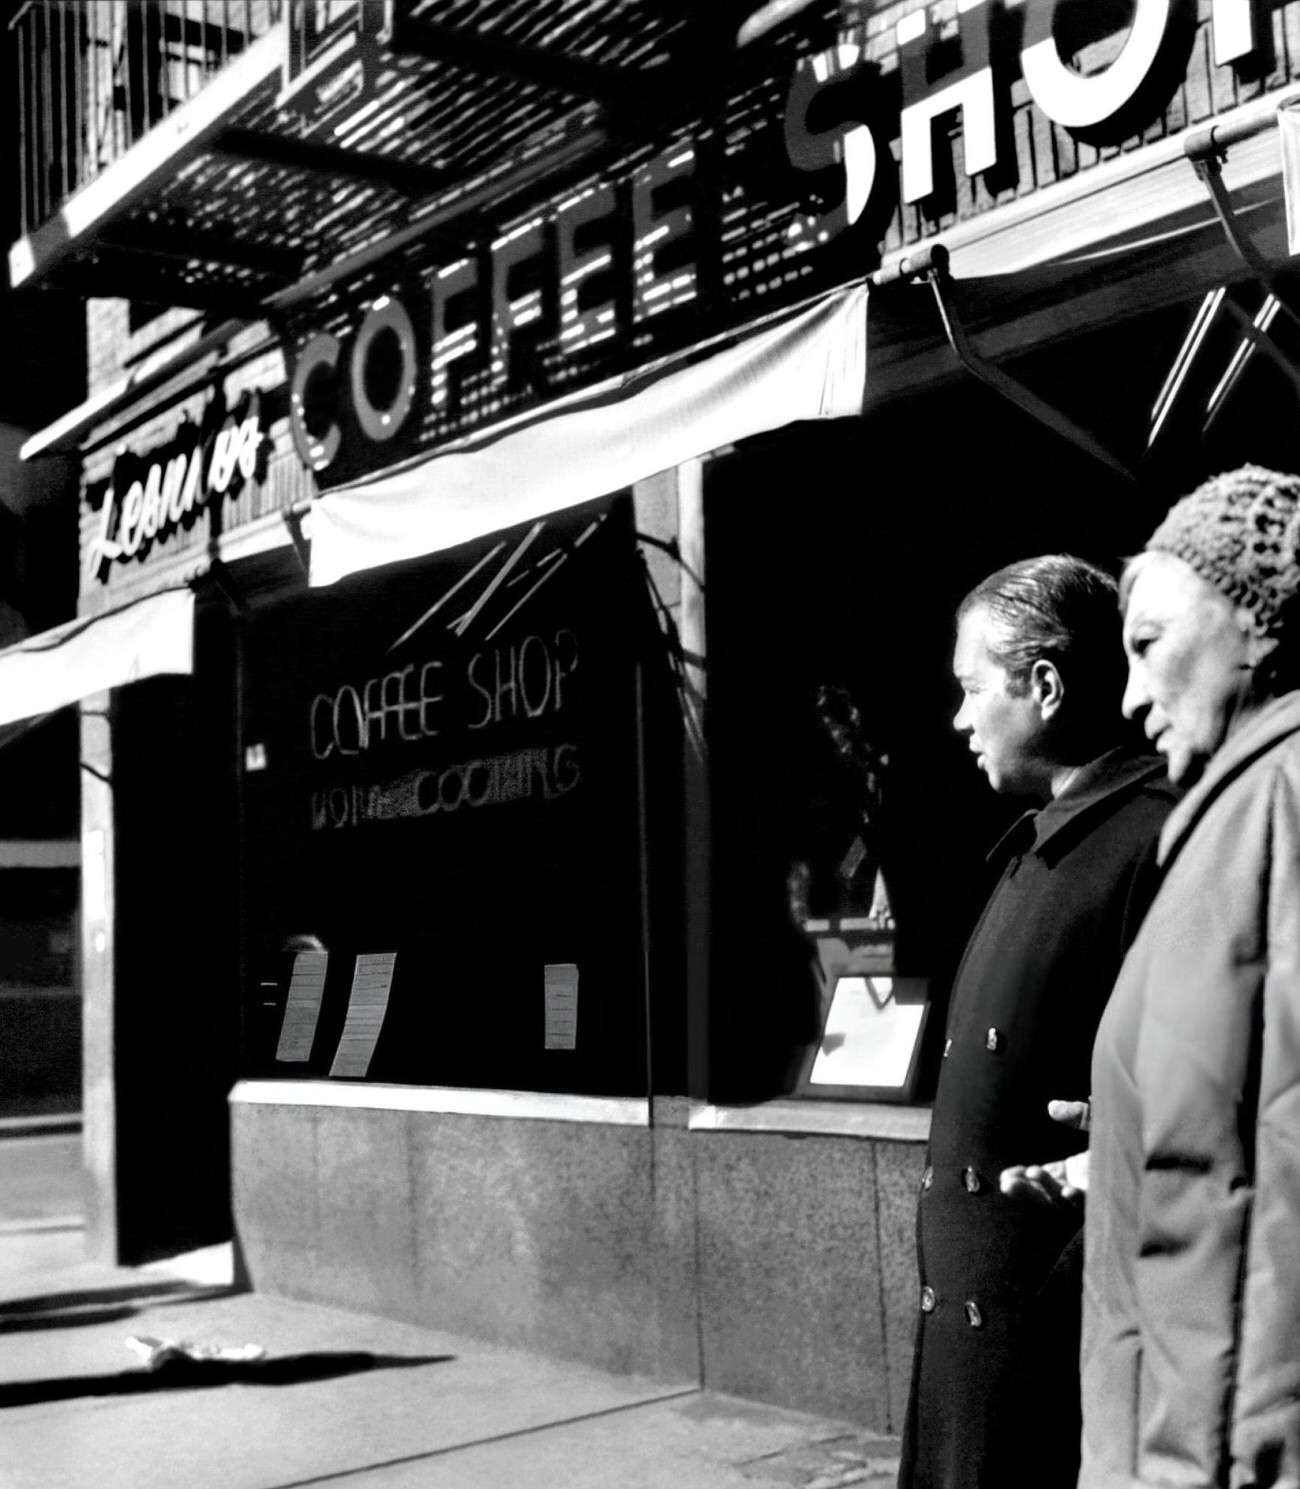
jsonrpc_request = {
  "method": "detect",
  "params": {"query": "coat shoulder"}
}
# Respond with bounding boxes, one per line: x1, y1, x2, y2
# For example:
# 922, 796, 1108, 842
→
1122, 776, 1179, 822
1077, 773, 1177, 855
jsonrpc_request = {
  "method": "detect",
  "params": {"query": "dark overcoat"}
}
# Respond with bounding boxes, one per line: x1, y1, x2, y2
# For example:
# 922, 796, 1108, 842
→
898, 748, 1175, 1489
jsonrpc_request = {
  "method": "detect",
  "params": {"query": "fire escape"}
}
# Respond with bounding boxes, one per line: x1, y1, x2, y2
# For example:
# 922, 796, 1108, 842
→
9, 1, 776, 319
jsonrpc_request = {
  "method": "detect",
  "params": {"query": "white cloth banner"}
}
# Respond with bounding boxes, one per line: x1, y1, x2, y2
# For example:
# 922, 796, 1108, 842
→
0, 587, 194, 727
1280, 102, 1300, 257
310, 280, 868, 586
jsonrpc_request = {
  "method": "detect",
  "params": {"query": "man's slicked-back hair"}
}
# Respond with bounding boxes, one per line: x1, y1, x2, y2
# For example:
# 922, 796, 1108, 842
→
958, 554, 1125, 722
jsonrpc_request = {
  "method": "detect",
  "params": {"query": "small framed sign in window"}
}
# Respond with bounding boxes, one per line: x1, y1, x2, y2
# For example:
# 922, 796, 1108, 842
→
795, 924, 929, 1102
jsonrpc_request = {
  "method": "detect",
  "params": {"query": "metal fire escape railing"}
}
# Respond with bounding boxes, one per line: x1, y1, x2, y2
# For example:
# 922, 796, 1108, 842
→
10, 0, 287, 243
9, 0, 749, 312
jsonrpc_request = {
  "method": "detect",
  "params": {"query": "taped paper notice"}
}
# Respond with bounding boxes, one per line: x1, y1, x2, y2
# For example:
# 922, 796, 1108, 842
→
276, 951, 329, 1063
329, 952, 396, 1079
544, 963, 579, 1051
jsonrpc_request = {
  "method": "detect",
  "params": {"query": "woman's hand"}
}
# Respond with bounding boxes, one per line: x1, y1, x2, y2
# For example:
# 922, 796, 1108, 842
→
999, 1156, 1087, 1208
998, 1098, 1091, 1208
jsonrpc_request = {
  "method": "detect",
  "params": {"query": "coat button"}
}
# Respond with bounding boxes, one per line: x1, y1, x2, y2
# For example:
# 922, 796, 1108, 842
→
966, 1301, 983, 1328
943, 1038, 952, 1059
921, 1166, 933, 1191
920, 1286, 937, 1313
963, 1166, 982, 1194
986, 1027, 1001, 1052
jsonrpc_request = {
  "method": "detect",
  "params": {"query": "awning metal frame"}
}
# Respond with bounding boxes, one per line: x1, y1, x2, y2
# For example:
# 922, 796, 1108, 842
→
1211, 292, 1300, 421
1143, 117, 1300, 448
873, 244, 1136, 484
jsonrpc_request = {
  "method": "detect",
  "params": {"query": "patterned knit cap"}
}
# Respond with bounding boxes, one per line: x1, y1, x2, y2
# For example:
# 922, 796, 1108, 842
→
1146, 465, 1300, 637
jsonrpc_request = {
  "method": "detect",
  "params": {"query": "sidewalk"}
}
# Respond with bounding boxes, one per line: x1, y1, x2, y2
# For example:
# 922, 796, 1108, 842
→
0, 1222, 902, 1489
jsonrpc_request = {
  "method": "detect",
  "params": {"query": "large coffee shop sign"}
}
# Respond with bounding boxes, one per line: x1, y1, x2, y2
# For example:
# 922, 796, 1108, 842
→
790, 0, 1257, 216
288, 0, 1261, 481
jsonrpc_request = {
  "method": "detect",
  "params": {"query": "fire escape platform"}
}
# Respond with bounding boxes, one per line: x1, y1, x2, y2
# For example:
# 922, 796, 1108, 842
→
6, 2, 717, 317
9, 27, 284, 296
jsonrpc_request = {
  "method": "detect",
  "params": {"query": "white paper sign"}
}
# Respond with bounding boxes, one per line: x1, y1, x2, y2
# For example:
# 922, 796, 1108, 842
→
329, 952, 396, 1079
276, 950, 329, 1063
544, 963, 579, 1051
809, 975, 925, 1090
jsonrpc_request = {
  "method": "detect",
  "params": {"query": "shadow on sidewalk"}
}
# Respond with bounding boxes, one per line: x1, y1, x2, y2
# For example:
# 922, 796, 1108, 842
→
0, 1282, 237, 1335
0, 1350, 454, 1408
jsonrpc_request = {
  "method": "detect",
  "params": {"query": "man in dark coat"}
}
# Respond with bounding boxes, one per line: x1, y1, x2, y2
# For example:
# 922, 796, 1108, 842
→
898, 555, 1176, 1489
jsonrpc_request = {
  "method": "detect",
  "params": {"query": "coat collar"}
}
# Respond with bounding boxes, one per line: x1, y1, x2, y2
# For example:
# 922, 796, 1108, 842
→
986, 746, 1167, 868
1157, 690, 1300, 868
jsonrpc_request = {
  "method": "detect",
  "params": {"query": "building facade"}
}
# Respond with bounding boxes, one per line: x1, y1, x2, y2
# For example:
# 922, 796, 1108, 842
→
7, 0, 1300, 1429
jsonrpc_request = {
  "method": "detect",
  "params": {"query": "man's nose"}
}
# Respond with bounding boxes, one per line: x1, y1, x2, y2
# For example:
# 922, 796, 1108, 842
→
1121, 663, 1149, 720
953, 696, 971, 732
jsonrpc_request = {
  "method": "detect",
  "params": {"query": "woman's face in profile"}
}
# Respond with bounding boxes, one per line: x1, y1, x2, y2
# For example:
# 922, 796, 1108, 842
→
1121, 552, 1253, 787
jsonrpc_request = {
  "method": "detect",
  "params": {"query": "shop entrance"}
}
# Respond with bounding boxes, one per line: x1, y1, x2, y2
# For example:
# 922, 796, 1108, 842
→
110, 603, 241, 1263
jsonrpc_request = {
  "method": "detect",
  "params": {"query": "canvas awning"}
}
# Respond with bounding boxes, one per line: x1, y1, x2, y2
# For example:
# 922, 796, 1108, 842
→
1280, 99, 1300, 255
0, 587, 195, 728
308, 279, 869, 586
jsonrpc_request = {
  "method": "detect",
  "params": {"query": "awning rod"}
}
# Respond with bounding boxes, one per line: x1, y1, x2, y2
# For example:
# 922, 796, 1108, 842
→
1188, 150, 1300, 328
1182, 91, 1300, 161
1209, 293, 1300, 417
1179, 99, 1300, 433
1149, 287, 1225, 449
879, 245, 1136, 484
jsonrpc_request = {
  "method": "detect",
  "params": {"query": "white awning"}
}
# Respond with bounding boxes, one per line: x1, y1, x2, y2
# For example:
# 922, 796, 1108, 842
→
0, 587, 195, 727
309, 279, 868, 586
1280, 100, 1300, 255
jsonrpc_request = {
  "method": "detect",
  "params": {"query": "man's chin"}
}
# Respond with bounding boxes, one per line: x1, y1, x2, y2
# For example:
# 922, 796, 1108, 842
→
986, 772, 1022, 797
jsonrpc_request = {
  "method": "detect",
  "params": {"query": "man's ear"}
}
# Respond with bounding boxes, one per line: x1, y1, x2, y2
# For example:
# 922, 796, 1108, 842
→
1030, 659, 1064, 721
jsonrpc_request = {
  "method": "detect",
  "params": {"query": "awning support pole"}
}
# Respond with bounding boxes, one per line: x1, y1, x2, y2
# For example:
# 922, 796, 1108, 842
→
878, 245, 1136, 484
204, 561, 249, 617
1149, 287, 1226, 449
282, 506, 312, 578
1207, 292, 1300, 424
1185, 141, 1300, 330
1181, 134, 1300, 429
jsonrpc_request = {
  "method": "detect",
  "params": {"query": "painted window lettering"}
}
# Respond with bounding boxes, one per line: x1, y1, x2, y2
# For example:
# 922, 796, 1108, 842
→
309, 743, 582, 830
309, 630, 579, 760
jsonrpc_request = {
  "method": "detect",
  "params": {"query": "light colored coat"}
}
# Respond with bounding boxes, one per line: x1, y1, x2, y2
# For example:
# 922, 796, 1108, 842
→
1082, 690, 1300, 1489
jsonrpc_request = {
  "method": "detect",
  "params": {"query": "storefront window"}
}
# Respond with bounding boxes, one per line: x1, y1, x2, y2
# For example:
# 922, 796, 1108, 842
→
702, 385, 1151, 1105
241, 495, 652, 1096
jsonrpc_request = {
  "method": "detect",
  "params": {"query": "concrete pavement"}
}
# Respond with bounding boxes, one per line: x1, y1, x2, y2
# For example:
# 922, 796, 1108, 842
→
0, 1129, 82, 1232
0, 1136, 901, 1489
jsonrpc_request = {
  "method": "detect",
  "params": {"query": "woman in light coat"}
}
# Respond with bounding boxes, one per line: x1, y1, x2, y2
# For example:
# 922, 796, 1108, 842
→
1079, 466, 1300, 1489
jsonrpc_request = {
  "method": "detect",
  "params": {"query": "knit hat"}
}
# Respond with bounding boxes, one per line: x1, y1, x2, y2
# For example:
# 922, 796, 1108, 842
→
1146, 465, 1300, 637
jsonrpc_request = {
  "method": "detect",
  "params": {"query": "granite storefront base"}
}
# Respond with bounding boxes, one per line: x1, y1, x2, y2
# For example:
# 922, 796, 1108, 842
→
231, 1091, 929, 1433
